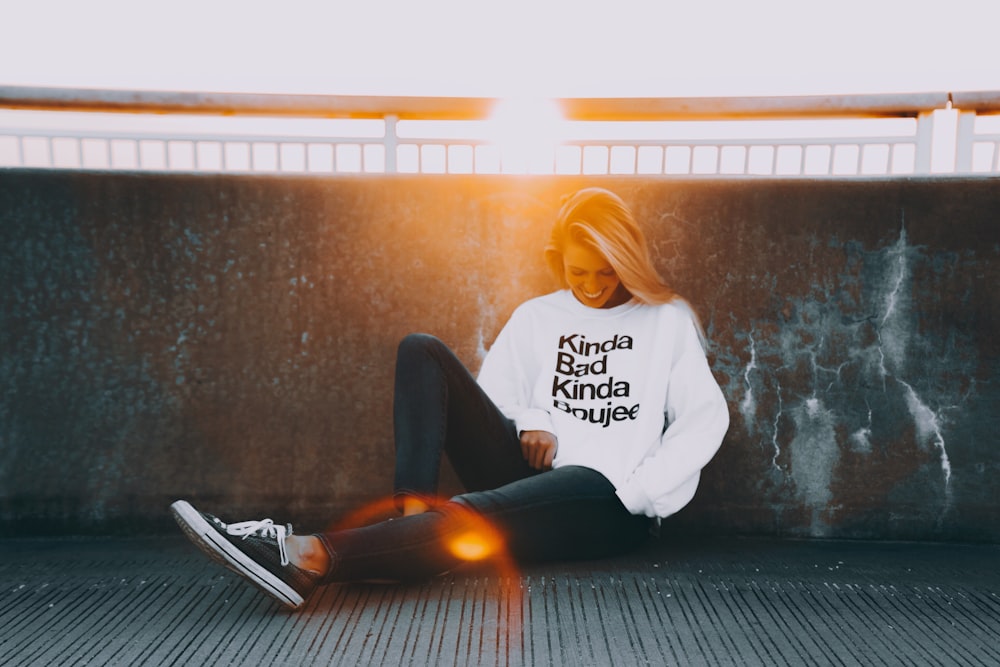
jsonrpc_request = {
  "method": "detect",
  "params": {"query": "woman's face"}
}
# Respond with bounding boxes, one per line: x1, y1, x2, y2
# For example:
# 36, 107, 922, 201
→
562, 242, 628, 309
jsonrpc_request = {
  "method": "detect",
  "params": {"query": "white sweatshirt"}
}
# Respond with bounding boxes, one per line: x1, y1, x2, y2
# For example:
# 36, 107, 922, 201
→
476, 290, 730, 519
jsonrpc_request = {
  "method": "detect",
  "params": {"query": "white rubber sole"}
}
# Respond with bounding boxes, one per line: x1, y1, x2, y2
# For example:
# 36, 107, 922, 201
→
170, 500, 304, 609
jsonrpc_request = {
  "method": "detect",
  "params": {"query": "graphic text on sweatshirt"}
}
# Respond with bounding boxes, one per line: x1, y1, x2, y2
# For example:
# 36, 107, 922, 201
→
550, 332, 638, 428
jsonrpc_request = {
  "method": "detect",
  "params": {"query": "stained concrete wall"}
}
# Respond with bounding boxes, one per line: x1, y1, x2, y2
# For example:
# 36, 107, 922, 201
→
1, 170, 997, 542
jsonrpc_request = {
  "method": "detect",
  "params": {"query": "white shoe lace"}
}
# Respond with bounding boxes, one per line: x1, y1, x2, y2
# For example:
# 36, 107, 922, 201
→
223, 518, 290, 566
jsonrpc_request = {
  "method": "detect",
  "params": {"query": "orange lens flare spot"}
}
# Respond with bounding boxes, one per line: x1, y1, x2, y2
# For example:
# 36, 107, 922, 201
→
448, 530, 499, 562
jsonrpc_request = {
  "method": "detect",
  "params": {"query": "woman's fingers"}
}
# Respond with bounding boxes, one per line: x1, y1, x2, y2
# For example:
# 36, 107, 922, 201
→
520, 430, 558, 470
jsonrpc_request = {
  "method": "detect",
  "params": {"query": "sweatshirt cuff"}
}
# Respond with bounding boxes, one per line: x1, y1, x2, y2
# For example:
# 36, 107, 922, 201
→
515, 409, 555, 436
615, 481, 652, 517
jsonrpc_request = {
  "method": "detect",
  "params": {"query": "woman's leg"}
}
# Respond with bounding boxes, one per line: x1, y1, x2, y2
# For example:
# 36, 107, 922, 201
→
171, 469, 649, 605
392, 333, 537, 509
452, 465, 652, 563
317, 466, 650, 583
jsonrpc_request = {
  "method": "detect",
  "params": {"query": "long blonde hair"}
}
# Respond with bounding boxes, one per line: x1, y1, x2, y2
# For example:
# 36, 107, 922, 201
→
544, 187, 677, 305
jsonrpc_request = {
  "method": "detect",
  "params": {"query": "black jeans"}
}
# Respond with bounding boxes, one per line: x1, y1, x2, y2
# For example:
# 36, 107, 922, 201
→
316, 334, 650, 583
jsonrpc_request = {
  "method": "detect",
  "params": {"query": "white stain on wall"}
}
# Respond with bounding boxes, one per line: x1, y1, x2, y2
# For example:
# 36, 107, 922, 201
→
770, 387, 784, 472
874, 225, 954, 496
788, 396, 839, 536
738, 219, 965, 532
739, 331, 758, 434
876, 227, 911, 380
900, 379, 953, 487
850, 402, 874, 454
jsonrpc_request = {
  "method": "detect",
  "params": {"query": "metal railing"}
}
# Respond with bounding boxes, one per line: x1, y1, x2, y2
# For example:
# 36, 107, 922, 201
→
2, 86, 999, 177
957, 111, 1000, 172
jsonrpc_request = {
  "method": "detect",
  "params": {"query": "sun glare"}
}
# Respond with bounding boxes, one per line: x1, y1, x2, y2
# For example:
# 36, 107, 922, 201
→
486, 98, 566, 173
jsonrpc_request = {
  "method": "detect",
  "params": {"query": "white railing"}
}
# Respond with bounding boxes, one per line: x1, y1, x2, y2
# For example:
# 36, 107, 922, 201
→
1, 87, 998, 177
957, 111, 1000, 172
392, 117, 930, 176
1, 128, 390, 174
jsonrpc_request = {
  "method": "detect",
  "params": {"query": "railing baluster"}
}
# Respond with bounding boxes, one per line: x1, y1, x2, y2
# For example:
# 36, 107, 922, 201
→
384, 114, 398, 174
955, 111, 976, 173
914, 111, 934, 174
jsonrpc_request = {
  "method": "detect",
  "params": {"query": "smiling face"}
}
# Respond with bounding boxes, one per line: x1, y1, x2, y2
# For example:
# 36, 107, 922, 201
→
562, 242, 630, 309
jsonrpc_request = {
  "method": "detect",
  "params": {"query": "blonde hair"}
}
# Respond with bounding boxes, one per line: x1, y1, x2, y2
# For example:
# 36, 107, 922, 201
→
544, 187, 678, 305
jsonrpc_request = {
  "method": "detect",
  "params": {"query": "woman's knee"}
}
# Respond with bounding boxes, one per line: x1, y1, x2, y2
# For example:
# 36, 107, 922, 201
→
397, 332, 445, 358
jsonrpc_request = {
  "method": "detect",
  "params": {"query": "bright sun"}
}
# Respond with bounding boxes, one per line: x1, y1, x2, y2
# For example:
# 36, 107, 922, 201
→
486, 98, 566, 173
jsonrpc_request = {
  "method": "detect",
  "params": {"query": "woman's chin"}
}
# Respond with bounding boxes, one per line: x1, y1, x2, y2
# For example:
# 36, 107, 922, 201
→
572, 289, 610, 308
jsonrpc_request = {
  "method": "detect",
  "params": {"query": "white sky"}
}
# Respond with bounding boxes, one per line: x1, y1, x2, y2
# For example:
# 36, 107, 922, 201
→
2, 0, 999, 98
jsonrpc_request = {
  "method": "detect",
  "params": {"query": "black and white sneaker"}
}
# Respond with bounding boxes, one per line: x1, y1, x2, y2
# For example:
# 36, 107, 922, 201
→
170, 500, 321, 609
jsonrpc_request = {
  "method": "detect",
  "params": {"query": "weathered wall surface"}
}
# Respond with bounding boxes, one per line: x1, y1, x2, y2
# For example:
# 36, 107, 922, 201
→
1, 170, 997, 541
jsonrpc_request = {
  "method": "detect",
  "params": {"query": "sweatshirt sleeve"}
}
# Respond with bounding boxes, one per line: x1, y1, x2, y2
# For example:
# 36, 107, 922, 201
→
616, 311, 730, 518
476, 307, 556, 436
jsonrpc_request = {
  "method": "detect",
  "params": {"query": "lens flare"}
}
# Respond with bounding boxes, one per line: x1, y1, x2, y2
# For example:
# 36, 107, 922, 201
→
322, 495, 524, 645
448, 529, 499, 561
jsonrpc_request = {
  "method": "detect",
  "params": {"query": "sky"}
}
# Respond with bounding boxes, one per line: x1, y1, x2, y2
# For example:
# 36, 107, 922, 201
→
2, 0, 999, 99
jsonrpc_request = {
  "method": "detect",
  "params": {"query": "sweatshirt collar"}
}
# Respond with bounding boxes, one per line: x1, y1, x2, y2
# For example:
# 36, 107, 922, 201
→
557, 289, 641, 317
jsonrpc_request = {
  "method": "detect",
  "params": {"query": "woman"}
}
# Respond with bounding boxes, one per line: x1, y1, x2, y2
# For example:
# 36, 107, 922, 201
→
171, 187, 730, 609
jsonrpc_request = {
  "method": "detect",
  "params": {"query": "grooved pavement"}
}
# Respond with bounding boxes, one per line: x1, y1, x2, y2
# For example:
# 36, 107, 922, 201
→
1, 536, 998, 666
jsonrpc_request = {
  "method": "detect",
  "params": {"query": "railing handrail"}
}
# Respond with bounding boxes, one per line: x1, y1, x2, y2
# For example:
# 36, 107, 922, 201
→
3, 85, 1000, 120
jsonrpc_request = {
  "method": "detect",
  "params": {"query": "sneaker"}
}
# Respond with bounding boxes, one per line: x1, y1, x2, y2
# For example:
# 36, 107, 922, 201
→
170, 499, 321, 609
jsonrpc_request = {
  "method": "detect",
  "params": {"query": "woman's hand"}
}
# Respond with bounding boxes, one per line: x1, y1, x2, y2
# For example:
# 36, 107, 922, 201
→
520, 430, 558, 470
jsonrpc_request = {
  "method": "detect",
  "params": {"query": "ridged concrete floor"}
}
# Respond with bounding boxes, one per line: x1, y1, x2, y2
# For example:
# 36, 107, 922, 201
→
1, 535, 998, 666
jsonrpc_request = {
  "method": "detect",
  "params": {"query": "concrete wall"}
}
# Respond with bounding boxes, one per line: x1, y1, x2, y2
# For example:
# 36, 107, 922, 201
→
1, 170, 997, 542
